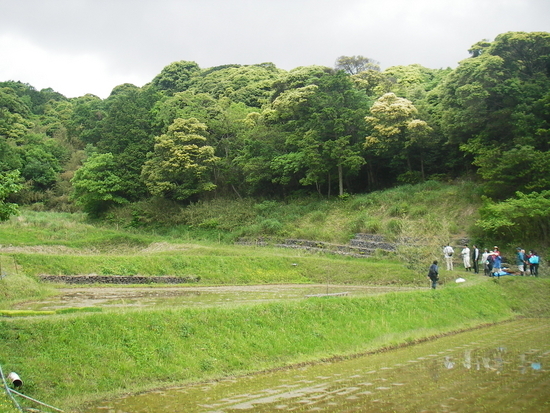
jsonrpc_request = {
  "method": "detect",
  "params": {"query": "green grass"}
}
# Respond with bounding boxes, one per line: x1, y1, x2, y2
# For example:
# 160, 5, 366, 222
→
0, 307, 101, 317
0, 391, 19, 413
0, 278, 548, 411
10, 250, 418, 285
0, 181, 548, 411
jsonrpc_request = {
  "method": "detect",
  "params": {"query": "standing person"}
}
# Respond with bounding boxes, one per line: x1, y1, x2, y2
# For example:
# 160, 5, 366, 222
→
472, 245, 480, 274
461, 244, 471, 271
516, 247, 526, 276
482, 248, 491, 276
443, 244, 454, 271
522, 250, 533, 275
529, 251, 540, 276
526, 250, 534, 275
427, 260, 439, 289
491, 247, 502, 277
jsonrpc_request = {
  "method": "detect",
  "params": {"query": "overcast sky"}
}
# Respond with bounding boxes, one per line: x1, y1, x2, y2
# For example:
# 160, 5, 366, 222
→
1, 0, 549, 99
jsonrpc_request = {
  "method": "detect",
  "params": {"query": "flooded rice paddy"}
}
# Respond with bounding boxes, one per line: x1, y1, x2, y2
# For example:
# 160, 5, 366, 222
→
86, 319, 550, 413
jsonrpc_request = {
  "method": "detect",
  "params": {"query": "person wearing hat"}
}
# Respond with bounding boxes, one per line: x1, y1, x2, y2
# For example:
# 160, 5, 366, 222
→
516, 247, 526, 276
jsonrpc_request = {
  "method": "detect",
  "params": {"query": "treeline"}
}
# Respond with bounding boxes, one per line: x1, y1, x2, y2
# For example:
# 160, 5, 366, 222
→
0, 31, 549, 241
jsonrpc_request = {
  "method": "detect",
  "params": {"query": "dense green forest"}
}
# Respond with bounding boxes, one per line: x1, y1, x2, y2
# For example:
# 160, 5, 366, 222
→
0, 31, 549, 245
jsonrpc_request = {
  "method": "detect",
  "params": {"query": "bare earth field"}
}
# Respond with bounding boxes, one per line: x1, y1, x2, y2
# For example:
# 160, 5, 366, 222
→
13, 284, 419, 311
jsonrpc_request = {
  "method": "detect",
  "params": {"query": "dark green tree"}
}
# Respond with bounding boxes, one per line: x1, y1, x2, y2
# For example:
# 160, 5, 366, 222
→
268, 68, 369, 196
0, 170, 22, 221
97, 84, 161, 200
438, 31, 550, 198
335, 55, 380, 75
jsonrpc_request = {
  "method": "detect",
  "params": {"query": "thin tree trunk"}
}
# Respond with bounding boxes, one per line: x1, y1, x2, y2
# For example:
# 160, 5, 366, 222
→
338, 165, 344, 196
231, 184, 242, 199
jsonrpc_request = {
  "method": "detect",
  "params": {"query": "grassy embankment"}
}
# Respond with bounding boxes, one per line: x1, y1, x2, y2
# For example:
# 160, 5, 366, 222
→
0, 181, 548, 412
0, 278, 549, 412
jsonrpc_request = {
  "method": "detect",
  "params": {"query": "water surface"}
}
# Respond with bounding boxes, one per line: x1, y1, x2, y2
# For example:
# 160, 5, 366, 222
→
86, 319, 550, 412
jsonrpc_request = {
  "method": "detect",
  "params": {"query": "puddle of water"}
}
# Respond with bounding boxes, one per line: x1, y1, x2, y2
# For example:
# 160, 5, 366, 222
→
14, 285, 416, 311
87, 320, 550, 413
84, 319, 550, 413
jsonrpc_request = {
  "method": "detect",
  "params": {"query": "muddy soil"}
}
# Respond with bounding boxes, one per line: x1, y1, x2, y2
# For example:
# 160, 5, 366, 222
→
14, 284, 418, 311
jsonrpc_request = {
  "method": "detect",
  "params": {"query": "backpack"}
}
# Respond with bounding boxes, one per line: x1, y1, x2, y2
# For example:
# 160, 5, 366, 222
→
529, 255, 539, 264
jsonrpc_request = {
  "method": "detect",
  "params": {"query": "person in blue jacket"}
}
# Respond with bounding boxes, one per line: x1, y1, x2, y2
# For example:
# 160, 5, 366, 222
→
529, 251, 540, 276
427, 260, 439, 289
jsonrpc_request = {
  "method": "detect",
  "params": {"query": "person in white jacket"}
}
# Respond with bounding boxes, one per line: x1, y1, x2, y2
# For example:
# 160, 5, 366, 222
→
461, 244, 471, 271
443, 244, 454, 271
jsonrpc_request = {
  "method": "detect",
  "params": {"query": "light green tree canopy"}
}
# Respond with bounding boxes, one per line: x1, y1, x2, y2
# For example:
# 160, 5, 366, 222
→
141, 118, 219, 201
151, 61, 201, 94
365, 93, 433, 179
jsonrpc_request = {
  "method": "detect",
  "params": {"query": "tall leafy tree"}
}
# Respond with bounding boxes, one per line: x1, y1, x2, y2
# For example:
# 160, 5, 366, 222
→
268, 68, 369, 196
152, 91, 255, 197
438, 31, 550, 198
98, 84, 161, 200
141, 118, 218, 201
0, 170, 22, 221
151, 61, 201, 95
232, 114, 288, 197
70, 151, 128, 216
190, 63, 282, 108
66, 94, 105, 146
335, 55, 380, 75
0, 87, 32, 141
365, 93, 434, 182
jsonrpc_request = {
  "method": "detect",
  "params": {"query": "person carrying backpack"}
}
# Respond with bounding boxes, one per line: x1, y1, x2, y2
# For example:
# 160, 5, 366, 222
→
443, 244, 454, 271
427, 260, 439, 289
529, 251, 540, 276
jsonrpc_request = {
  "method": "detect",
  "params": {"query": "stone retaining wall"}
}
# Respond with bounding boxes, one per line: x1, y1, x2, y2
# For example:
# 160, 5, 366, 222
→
39, 275, 200, 284
235, 233, 399, 258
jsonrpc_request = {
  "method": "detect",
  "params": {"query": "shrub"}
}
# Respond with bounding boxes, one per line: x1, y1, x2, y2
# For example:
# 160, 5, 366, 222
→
386, 219, 403, 236
260, 219, 283, 235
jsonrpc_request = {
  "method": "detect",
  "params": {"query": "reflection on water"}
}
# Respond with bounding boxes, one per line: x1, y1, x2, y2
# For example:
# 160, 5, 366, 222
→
85, 319, 550, 413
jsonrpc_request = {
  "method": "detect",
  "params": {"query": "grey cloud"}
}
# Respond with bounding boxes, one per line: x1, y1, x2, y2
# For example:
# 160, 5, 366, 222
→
1, 0, 549, 96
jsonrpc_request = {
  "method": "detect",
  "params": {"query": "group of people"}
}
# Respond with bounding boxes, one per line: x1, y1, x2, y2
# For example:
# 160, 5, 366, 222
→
514, 247, 540, 277
443, 243, 541, 277
429, 243, 542, 288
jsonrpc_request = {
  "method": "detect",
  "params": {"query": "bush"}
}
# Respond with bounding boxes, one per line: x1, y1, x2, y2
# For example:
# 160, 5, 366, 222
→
476, 191, 550, 246
260, 219, 283, 234
386, 219, 403, 236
